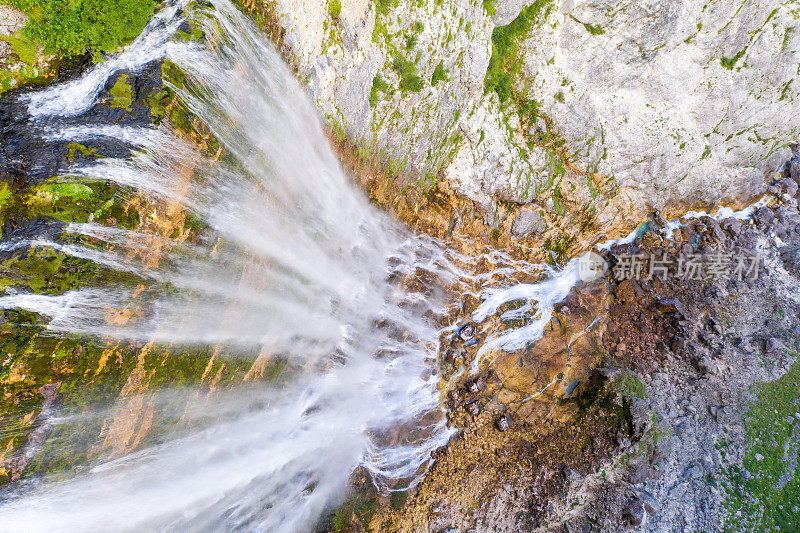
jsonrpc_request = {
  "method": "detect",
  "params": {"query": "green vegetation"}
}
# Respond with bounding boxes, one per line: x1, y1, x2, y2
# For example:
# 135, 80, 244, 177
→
615, 374, 647, 400
109, 73, 133, 110
783, 26, 796, 52
66, 142, 98, 162
484, 0, 554, 103
328, 0, 341, 20
1, 0, 156, 57
18, 177, 140, 227
0, 246, 99, 294
722, 358, 800, 531
0, 32, 38, 65
329, 492, 378, 532
369, 74, 389, 106
391, 53, 423, 93
0, 182, 12, 211
720, 47, 747, 70
482, 0, 496, 16
431, 60, 447, 86
569, 15, 605, 35
375, 0, 397, 16
544, 233, 575, 264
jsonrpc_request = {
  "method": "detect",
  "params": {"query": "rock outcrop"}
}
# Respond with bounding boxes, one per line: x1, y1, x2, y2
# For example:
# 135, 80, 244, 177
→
264, 0, 800, 221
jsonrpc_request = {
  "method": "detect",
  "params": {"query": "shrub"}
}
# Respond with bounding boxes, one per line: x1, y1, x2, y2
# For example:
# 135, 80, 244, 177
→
2, 0, 156, 57
430, 61, 446, 86
328, 0, 341, 20
391, 54, 423, 93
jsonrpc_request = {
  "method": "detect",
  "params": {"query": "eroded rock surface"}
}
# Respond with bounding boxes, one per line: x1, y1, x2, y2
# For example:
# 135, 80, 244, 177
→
261, 0, 799, 223
345, 176, 800, 531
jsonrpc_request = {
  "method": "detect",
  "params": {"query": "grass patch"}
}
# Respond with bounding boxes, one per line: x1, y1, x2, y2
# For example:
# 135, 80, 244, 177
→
2, 0, 156, 57
720, 47, 747, 70
0, 32, 38, 65
369, 74, 389, 106
722, 358, 800, 530
431, 60, 446, 86
484, 0, 554, 103
391, 53, 424, 93
569, 15, 604, 35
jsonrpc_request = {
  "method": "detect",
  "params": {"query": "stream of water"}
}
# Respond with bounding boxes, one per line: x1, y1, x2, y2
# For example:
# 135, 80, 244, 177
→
0, 1, 462, 530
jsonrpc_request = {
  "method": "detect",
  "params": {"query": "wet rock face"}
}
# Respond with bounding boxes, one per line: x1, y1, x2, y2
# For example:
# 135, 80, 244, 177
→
0, 62, 163, 189
474, 278, 610, 422
397, 192, 800, 532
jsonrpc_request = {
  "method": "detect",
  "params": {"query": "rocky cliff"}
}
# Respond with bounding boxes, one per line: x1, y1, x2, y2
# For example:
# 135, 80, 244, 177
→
265, 0, 799, 224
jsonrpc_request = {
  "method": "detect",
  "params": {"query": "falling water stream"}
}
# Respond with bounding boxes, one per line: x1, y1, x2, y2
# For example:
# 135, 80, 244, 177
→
0, 1, 463, 529
0, 0, 771, 530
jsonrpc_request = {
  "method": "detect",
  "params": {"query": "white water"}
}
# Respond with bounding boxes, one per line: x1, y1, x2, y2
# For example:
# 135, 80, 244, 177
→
0, 1, 459, 530
467, 197, 771, 371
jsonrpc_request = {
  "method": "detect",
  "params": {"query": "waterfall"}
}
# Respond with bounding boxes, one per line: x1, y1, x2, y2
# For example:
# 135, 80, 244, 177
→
0, 1, 458, 530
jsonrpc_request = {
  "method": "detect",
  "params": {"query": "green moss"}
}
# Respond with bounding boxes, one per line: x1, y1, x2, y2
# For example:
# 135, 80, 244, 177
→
328, 0, 341, 19
20, 178, 139, 227
147, 88, 172, 121
615, 374, 647, 400
482, 0, 496, 16
66, 142, 98, 162
369, 75, 389, 106
27, 182, 94, 209
484, 0, 554, 103
0, 247, 99, 294
391, 53, 424, 93
328, 491, 378, 532
430, 60, 447, 86
722, 358, 800, 530
569, 15, 604, 35
720, 47, 747, 70
554, 90, 565, 103
2, 0, 156, 58
0, 182, 12, 211
109, 73, 133, 111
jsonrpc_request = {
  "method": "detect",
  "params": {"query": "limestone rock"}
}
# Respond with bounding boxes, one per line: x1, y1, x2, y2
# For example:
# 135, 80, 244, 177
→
0, 6, 28, 66
268, 0, 800, 225
516, 0, 799, 211
511, 207, 547, 236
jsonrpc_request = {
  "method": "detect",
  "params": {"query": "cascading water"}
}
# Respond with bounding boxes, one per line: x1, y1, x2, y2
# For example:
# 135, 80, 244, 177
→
0, 1, 461, 530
